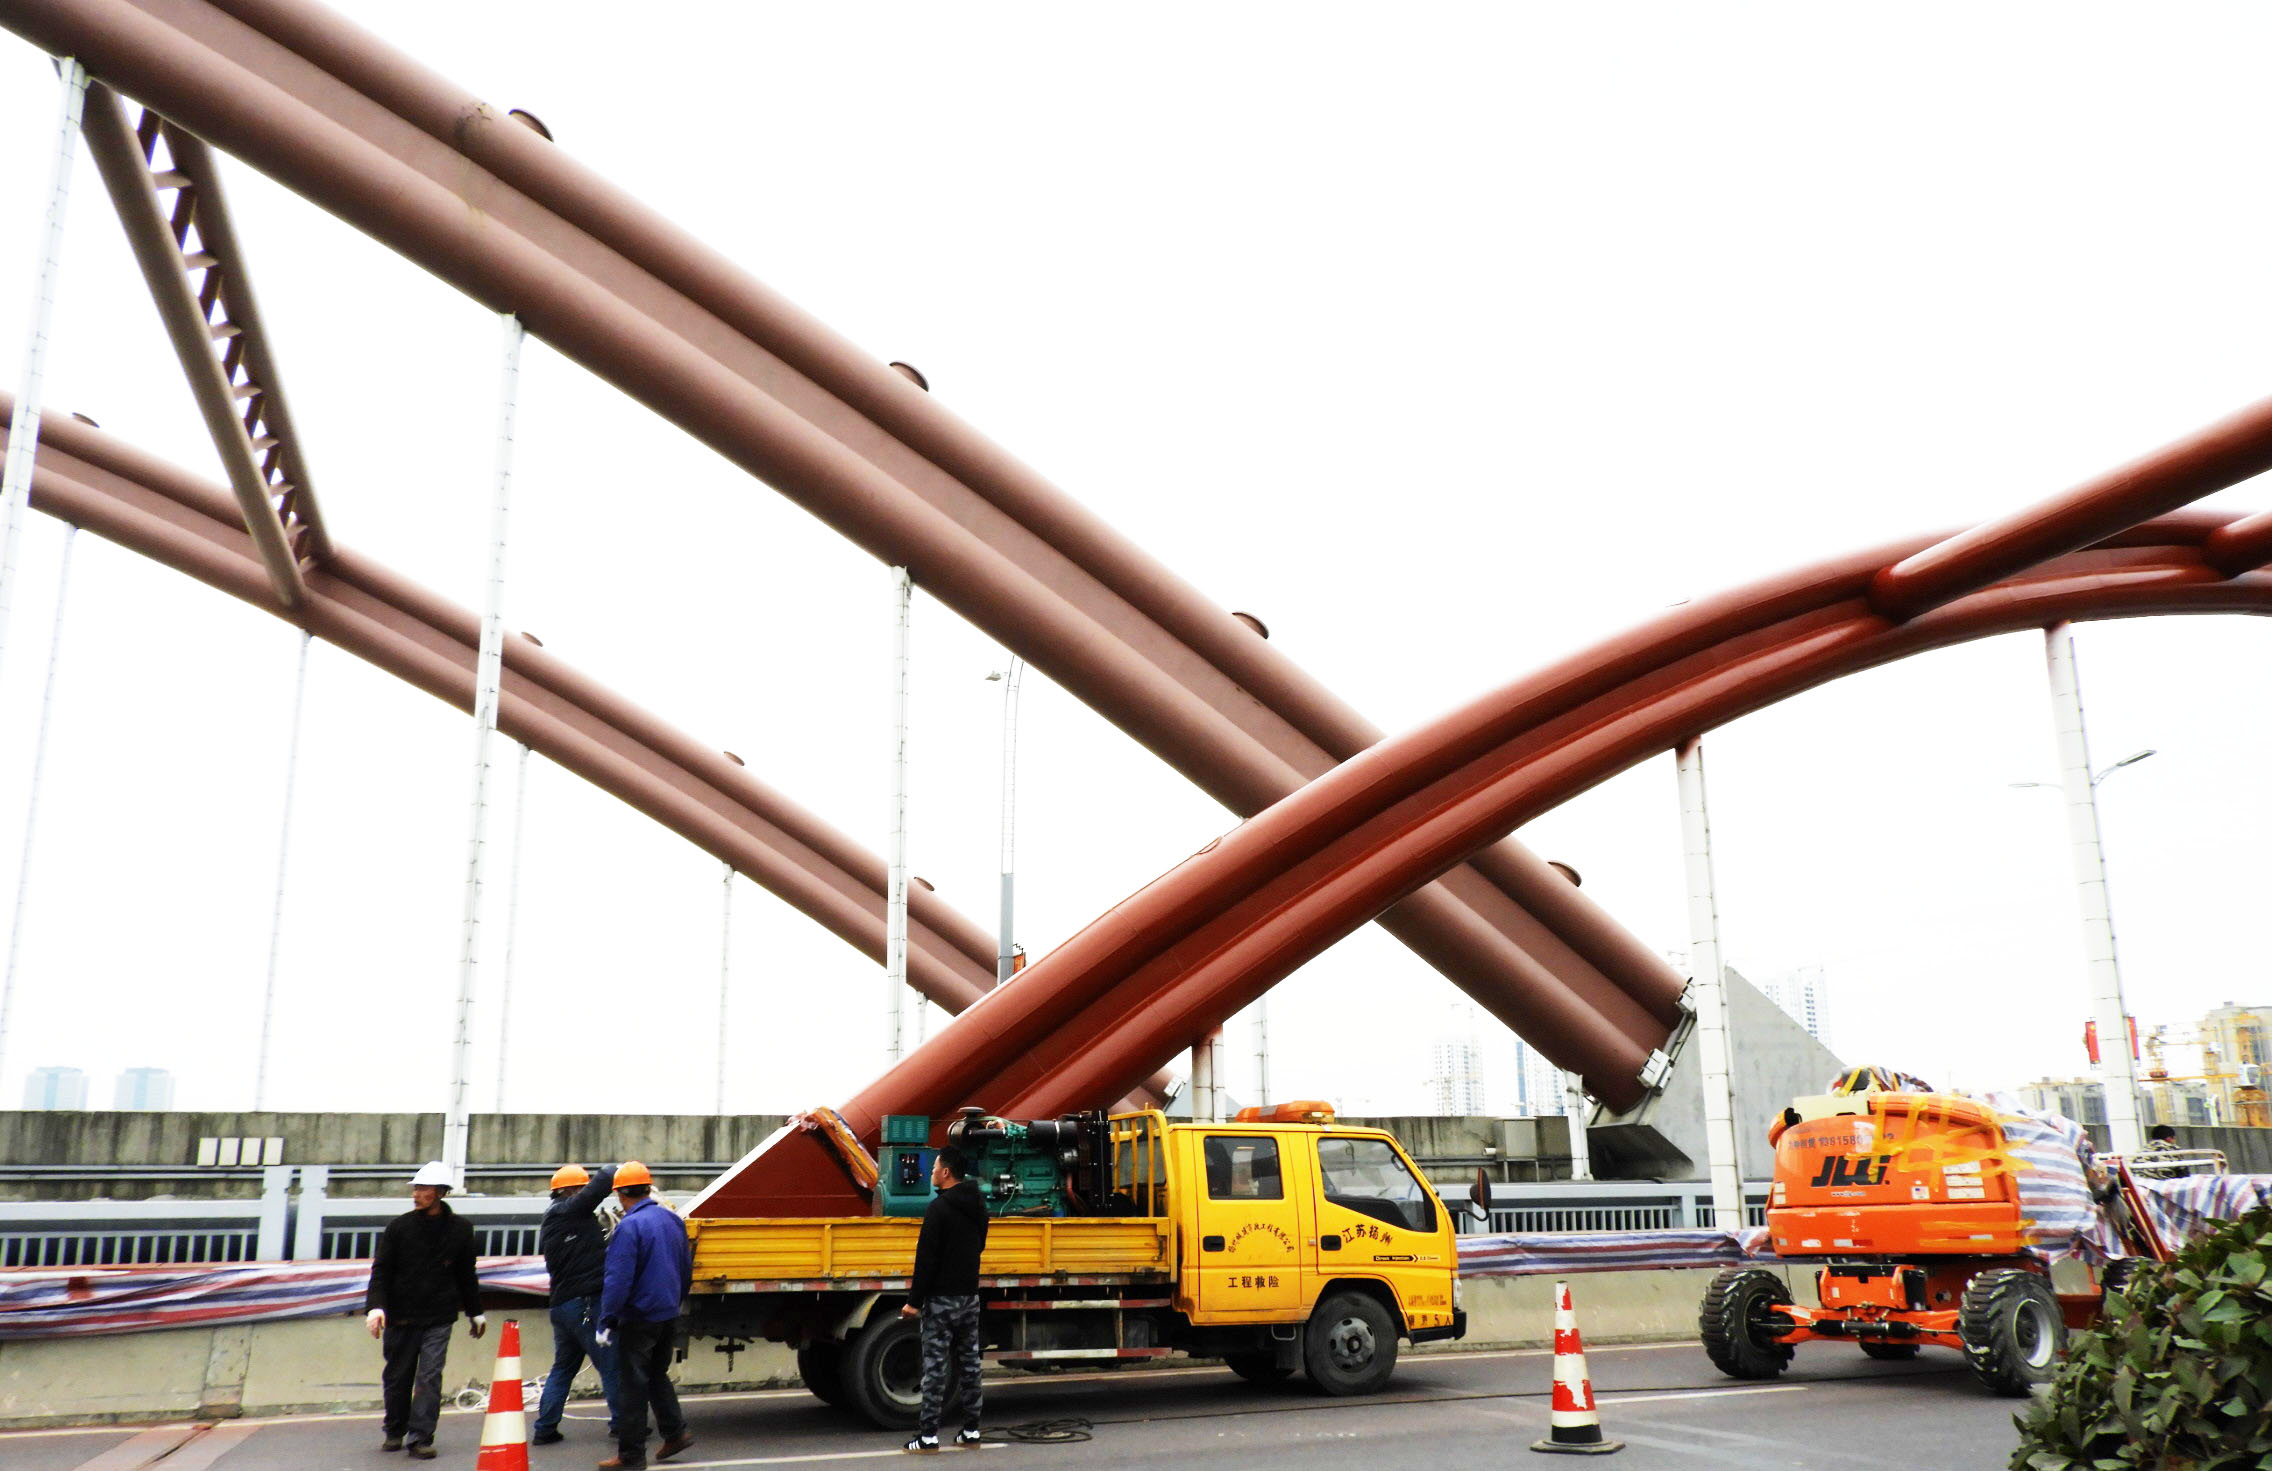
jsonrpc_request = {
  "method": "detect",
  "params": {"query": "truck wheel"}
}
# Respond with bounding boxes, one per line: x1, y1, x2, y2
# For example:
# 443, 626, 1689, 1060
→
1698, 1267, 1794, 1380
1224, 1352, 1293, 1383
797, 1342, 846, 1407
1958, 1269, 2064, 1396
1303, 1291, 1398, 1395
1859, 1342, 1920, 1361
842, 1313, 955, 1428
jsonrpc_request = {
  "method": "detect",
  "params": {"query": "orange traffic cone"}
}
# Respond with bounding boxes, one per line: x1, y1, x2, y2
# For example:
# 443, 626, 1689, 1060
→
1530, 1280, 1622, 1456
476, 1319, 528, 1471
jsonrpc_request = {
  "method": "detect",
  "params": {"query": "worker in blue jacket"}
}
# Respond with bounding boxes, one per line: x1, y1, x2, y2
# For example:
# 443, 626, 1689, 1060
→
595, 1162, 694, 1470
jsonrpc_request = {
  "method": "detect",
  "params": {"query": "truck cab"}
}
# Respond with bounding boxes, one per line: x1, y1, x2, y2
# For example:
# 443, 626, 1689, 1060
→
1174, 1112, 1460, 1351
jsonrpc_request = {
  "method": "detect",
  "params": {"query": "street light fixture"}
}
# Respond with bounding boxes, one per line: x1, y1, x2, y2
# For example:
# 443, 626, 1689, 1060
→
2009, 747, 2157, 791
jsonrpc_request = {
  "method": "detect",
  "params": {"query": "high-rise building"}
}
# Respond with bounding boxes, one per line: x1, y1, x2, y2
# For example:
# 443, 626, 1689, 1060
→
113, 1067, 175, 1111
1760, 967, 1827, 1043
2018, 1077, 2107, 1128
1426, 1038, 1486, 1116
2199, 1002, 2270, 1075
23, 1066, 88, 1110
1512, 1037, 1570, 1117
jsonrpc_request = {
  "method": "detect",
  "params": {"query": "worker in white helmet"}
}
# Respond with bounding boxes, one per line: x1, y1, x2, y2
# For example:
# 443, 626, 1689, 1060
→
365, 1161, 487, 1459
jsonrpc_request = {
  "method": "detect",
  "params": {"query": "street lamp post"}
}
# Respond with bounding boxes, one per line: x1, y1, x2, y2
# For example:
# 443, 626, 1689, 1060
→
2024, 621, 2150, 1156
985, 659, 1023, 985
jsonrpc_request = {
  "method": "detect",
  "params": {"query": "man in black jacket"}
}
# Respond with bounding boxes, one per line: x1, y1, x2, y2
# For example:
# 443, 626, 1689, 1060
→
532, 1163, 619, 1447
365, 1161, 486, 1460
898, 1147, 988, 1452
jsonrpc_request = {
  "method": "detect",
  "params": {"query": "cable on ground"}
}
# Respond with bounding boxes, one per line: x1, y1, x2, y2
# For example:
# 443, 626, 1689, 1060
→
987, 1417, 1094, 1444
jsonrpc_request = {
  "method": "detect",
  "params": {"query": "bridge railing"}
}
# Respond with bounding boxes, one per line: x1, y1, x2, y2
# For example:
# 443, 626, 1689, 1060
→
1463, 1180, 1771, 1234
0, 1166, 1775, 1265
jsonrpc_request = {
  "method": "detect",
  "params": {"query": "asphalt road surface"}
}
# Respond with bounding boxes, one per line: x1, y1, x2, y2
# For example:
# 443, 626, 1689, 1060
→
0, 1341, 2032, 1471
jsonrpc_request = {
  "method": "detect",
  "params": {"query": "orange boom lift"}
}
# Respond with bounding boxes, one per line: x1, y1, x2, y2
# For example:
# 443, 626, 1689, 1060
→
1698, 1073, 2193, 1395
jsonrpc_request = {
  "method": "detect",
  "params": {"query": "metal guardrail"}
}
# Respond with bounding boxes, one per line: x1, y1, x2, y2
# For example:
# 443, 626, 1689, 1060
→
1459, 1180, 1772, 1234
0, 1166, 1775, 1266
0, 1166, 548, 1265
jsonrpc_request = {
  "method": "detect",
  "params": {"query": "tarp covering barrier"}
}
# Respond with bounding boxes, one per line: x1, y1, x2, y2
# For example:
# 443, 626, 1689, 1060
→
7, 1168, 2266, 1340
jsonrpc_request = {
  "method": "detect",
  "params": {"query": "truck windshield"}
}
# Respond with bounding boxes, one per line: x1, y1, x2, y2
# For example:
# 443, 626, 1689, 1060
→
1317, 1137, 1435, 1232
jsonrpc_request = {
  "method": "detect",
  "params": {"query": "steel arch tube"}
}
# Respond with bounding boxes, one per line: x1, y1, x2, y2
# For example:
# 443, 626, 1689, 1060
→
0, 0, 1690, 1084
682, 515, 2271, 1218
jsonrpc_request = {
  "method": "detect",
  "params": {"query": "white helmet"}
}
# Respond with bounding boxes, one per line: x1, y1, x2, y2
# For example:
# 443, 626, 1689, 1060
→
409, 1161, 455, 1189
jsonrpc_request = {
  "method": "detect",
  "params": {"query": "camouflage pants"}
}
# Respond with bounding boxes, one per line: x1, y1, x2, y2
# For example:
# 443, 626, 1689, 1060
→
917, 1295, 983, 1436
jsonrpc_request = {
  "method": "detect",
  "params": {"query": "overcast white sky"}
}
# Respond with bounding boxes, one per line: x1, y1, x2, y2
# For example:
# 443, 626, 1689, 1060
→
2, 4, 2269, 1124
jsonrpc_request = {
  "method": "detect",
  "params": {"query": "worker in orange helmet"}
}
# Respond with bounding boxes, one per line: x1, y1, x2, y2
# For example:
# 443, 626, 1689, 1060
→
595, 1162, 695, 1469
532, 1163, 619, 1448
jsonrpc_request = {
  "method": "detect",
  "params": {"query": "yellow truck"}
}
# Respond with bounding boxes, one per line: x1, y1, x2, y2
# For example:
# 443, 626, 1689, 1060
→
683, 1106, 1465, 1426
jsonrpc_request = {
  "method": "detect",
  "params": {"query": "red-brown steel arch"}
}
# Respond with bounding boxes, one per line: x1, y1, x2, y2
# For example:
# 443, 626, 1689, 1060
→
694, 509, 2272, 1215
0, 0, 1691, 1105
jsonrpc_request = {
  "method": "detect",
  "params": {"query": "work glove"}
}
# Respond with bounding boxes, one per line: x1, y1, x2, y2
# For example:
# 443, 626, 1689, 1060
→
595, 1327, 613, 1348
366, 1308, 386, 1338
469, 1314, 488, 1339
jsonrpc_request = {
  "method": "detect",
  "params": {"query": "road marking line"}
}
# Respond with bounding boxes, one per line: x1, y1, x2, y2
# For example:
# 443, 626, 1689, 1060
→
69, 1426, 197, 1470
1597, 1385, 1809, 1407
666, 1446, 1008, 1467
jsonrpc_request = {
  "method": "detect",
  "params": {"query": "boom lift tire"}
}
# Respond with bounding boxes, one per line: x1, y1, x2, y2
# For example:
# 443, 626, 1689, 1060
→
1302, 1291, 1398, 1395
842, 1311, 957, 1428
1957, 1269, 2065, 1396
796, 1342, 847, 1407
1224, 1352, 1295, 1383
1858, 1342, 1921, 1361
1699, 1267, 1795, 1380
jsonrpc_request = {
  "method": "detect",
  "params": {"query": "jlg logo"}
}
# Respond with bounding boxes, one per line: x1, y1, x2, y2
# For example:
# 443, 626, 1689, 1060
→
1809, 1154, 1889, 1188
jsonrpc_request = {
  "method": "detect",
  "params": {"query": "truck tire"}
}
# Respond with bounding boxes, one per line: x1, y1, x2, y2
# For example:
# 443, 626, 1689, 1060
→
1958, 1268, 2064, 1396
1859, 1342, 1920, 1361
1698, 1267, 1794, 1380
1303, 1291, 1398, 1395
842, 1313, 955, 1428
1224, 1352, 1294, 1383
797, 1342, 847, 1407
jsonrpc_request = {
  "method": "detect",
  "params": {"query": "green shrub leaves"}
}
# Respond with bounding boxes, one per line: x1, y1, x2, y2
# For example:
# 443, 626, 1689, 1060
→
2011, 1205, 2272, 1469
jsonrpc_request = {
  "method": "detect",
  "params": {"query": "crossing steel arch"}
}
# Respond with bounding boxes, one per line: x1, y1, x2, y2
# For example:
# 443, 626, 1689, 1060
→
0, 0, 1692, 1103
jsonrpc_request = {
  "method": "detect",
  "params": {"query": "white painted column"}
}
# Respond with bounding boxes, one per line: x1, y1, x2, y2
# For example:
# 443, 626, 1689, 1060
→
995, 656, 1023, 985
1191, 1027, 1225, 1122
490, 741, 533, 1113
1563, 1075, 1593, 1181
1676, 737, 1746, 1228
884, 566, 913, 1063
443, 314, 524, 1182
1251, 996, 1271, 1107
0, 60, 89, 695
253, 629, 313, 1110
716, 862, 734, 1115
0, 526, 77, 1089
2044, 622, 2143, 1156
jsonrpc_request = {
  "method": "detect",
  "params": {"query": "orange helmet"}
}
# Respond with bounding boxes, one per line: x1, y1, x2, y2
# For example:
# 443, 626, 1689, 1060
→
615, 1160, 654, 1189
549, 1164, 590, 1190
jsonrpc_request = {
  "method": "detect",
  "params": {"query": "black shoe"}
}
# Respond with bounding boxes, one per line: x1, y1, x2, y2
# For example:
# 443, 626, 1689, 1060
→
408, 1444, 437, 1461
533, 1429, 566, 1446
904, 1434, 940, 1453
956, 1427, 983, 1447
381, 1437, 405, 1452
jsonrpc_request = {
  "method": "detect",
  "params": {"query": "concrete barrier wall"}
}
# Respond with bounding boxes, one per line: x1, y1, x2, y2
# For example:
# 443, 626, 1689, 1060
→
0, 1267, 1815, 1429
